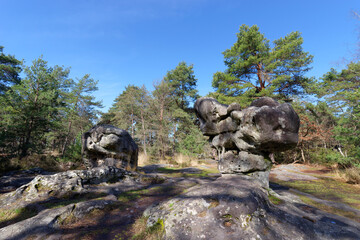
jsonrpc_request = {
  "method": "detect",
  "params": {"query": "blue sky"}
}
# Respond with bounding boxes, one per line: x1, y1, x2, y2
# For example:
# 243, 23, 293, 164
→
1, 0, 359, 111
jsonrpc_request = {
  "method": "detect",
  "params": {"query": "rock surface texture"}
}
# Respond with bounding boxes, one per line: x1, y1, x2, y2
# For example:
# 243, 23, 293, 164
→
144, 175, 360, 240
194, 97, 300, 186
0, 166, 139, 208
82, 124, 138, 170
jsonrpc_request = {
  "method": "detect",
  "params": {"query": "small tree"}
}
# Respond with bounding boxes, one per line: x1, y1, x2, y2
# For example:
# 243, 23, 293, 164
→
150, 80, 174, 159
60, 74, 102, 156
164, 61, 199, 110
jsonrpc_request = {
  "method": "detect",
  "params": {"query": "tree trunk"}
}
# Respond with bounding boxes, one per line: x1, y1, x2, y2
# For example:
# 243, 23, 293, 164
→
301, 148, 306, 163
159, 100, 165, 159
61, 120, 72, 156
141, 114, 147, 155
20, 119, 34, 158
131, 108, 134, 138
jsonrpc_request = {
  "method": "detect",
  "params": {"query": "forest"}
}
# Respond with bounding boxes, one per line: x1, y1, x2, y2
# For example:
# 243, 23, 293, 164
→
0, 24, 359, 183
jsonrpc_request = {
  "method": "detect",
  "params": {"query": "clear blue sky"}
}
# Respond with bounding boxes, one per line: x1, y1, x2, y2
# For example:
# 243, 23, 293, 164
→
1, 0, 359, 111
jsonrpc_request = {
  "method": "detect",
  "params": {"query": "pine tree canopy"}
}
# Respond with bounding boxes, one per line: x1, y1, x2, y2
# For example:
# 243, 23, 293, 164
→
212, 24, 313, 106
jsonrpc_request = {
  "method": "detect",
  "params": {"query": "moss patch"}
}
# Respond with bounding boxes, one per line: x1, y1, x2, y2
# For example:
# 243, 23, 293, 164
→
297, 194, 360, 222
271, 177, 360, 210
131, 217, 165, 240
0, 207, 38, 228
268, 195, 284, 205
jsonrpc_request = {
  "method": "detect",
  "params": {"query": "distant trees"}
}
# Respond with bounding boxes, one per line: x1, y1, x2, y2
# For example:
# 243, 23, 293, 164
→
0, 55, 101, 160
105, 62, 207, 159
318, 62, 360, 161
1, 22, 359, 175
212, 24, 313, 106
107, 85, 150, 155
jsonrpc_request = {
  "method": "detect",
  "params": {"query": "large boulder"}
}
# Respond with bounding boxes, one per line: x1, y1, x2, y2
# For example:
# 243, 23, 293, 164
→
82, 124, 138, 170
194, 97, 300, 187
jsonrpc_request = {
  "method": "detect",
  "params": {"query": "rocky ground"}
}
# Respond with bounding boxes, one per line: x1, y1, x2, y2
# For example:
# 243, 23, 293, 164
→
0, 163, 359, 240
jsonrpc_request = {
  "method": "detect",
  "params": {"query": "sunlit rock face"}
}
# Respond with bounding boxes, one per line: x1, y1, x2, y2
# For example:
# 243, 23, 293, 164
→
82, 124, 138, 170
194, 97, 300, 186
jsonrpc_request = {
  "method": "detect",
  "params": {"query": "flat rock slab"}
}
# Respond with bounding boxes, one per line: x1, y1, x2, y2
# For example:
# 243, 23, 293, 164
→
144, 174, 360, 240
270, 164, 319, 181
0, 168, 51, 194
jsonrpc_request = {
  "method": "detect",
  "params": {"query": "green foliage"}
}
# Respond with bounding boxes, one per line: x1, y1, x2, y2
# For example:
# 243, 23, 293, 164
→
212, 24, 313, 105
0, 57, 71, 156
176, 126, 207, 156
104, 62, 207, 160
164, 61, 199, 110
0, 54, 101, 164
58, 74, 102, 156
317, 61, 360, 160
0, 46, 22, 95
61, 133, 83, 162
308, 148, 354, 168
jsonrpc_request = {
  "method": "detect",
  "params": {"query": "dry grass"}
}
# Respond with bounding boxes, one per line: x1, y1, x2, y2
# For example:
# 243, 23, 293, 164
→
138, 152, 199, 168
173, 153, 198, 167
0, 207, 38, 228
131, 216, 164, 240
297, 194, 360, 222
138, 152, 151, 166
334, 167, 360, 185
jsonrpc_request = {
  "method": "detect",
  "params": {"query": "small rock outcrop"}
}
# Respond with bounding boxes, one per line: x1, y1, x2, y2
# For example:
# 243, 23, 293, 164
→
0, 166, 137, 208
194, 97, 300, 187
82, 124, 138, 170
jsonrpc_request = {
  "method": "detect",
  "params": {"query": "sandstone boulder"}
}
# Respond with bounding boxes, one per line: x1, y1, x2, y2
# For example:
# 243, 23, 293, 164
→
82, 124, 138, 170
194, 97, 300, 186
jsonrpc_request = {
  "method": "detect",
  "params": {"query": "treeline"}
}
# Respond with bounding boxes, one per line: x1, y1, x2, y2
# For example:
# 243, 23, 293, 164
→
0, 47, 207, 167
0, 50, 101, 164
0, 24, 359, 173
100, 62, 207, 159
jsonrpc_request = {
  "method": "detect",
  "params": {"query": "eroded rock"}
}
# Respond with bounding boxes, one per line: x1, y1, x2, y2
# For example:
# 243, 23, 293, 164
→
0, 166, 137, 208
82, 124, 138, 170
194, 97, 300, 186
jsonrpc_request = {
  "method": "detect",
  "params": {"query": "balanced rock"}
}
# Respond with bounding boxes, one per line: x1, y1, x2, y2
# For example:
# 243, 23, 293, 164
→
194, 97, 300, 187
82, 124, 138, 170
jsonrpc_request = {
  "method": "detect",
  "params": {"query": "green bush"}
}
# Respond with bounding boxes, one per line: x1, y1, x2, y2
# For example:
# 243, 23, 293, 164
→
308, 148, 354, 168
61, 134, 82, 163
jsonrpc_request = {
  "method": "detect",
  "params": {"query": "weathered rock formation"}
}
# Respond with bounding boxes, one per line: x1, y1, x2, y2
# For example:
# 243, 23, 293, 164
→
82, 124, 138, 170
194, 97, 300, 187
0, 166, 139, 208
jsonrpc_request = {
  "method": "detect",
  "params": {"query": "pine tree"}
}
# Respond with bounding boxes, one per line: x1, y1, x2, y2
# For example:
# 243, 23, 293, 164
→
212, 25, 313, 106
319, 62, 360, 160
109, 85, 150, 154
60, 74, 102, 156
0, 57, 70, 157
164, 61, 199, 110
0, 46, 22, 95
